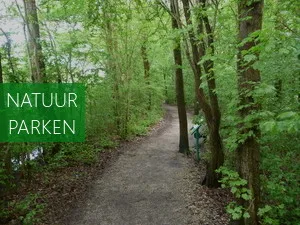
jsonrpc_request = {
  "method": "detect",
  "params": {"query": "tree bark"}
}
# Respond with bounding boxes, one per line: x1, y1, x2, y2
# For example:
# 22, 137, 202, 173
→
141, 44, 151, 110
236, 1, 264, 225
181, 0, 202, 116
0, 28, 18, 82
198, 0, 224, 187
181, 0, 224, 187
0, 53, 11, 196
0, 53, 3, 83
103, 3, 121, 134
170, 0, 189, 154
23, 0, 46, 83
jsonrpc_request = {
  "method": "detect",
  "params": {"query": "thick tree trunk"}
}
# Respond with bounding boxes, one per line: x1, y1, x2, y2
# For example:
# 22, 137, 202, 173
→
171, 0, 189, 154
236, 1, 264, 225
23, 0, 46, 83
205, 123, 223, 185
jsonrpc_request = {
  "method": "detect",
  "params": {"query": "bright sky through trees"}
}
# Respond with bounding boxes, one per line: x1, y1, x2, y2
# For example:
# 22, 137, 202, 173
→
0, 0, 25, 45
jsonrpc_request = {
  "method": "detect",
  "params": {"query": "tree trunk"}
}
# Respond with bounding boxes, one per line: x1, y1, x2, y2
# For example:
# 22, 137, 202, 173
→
141, 44, 151, 110
103, 5, 121, 134
0, 52, 3, 83
170, 0, 189, 154
236, 1, 264, 225
181, 0, 224, 187
0, 28, 18, 82
0, 53, 11, 197
23, 0, 46, 83
181, 0, 201, 116
274, 79, 282, 99
199, 0, 224, 187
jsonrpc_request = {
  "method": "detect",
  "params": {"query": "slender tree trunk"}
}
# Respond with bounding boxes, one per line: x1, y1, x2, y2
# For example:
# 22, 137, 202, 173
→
170, 0, 189, 154
181, 0, 224, 187
23, 0, 46, 83
274, 79, 282, 99
199, 0, 224, 187
183, 41, 200, 115
0, 29, 18, 82
141, 44, 151, 110
0, 52, 10, 178
67, 49, 74, 83
0, 53, 11, 197
183, 1, 213, 128
181, 0, 201, 115
103, 5, 121, 134
0, 53, 3, 83
163, 72, 168, 100
43, 21, 62, 83
236, 1, 264, 225
273, 6, 284, 101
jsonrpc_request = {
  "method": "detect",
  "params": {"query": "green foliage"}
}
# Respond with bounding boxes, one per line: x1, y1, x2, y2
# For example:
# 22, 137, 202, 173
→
217, 167, 252, 200
214, 0, 300, 223
0, 162, 11, 187
1, 1, 168, 222
257, 204, 283, 225
217, 166, 253, 220
259, 134, 300, 225
47, 143, 103, 168
192, 114, 205, 125
261, 111, 300, 134
1, 0, 299, 224
226, 202, 250, 220
128, 109, 163, 137
1, 193, 44, 225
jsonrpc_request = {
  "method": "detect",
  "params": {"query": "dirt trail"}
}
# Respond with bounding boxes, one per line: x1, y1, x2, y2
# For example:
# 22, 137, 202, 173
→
66, 105, 228, 225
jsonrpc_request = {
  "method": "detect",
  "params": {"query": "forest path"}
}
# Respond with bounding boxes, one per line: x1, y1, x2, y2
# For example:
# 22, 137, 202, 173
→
66, 105, 227, 225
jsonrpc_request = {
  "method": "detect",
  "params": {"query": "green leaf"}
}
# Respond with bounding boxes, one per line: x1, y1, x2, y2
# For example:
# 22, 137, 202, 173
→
277, 111, 297, 120
231, 186, 238, 194
243, 212, 250, 218
244, 54, 257, 62
261, 121, 277, 133
258, 205, 272, 216
241, 193, 251, 200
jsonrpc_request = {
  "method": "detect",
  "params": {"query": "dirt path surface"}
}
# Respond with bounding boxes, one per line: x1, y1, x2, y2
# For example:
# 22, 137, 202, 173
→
66, 105, 229, 225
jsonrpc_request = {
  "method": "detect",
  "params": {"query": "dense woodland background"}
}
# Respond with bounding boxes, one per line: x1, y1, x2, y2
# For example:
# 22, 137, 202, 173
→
0, 0, 299, 224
